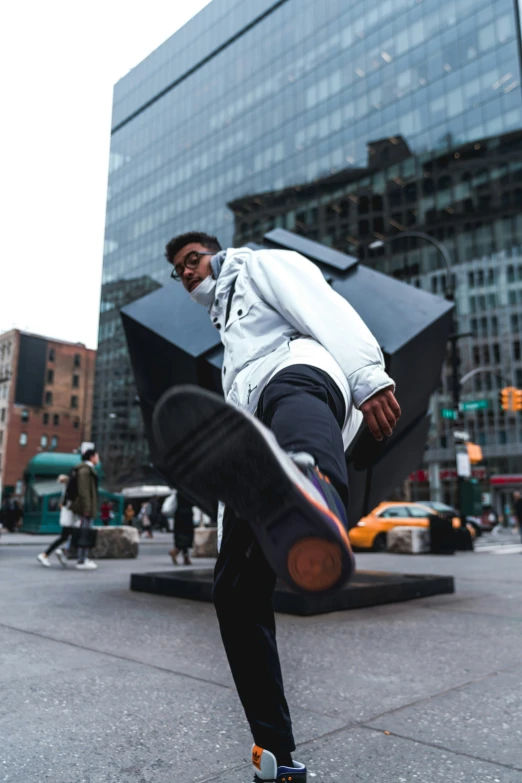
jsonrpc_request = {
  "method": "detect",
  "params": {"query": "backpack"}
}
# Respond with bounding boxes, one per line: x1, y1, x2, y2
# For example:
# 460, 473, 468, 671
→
64, 468, 79, 504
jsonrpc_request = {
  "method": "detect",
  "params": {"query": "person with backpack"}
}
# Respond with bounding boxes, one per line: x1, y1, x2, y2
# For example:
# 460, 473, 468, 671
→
36, 474, 78, 568
70, 448, 100, 570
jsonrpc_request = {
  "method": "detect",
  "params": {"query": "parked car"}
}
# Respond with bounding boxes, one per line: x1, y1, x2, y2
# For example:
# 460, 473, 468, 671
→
349, 501, 472, 552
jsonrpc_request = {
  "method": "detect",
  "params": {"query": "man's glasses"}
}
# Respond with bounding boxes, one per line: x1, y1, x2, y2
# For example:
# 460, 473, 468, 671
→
171, 251, 214, 281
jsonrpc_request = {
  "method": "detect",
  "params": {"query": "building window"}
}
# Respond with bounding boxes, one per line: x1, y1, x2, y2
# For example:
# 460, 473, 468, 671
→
51, 435, 58, 449
73, 416, 80, 429
20, 432, 28, 446
45, 391, 53, 405
53, 413, 60, 426
21, 409, 29, 423
43, 412, 49, 425
47, 369, 54, 384
0, 409, 5, 423
41, 434, 48, 447
72, 374, 79, 388
74, 354, 81, 368
71, 395, 78, 409
0, 431, 3, 445
49, 348, 56, 362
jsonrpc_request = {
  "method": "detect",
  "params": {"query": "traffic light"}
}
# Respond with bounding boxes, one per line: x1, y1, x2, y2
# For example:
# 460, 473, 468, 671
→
499, 386, 513, 411
500, 387, 522, 411
467, 442, 483, 464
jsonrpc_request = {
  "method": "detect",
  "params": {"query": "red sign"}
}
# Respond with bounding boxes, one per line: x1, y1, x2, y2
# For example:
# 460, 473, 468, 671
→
409, 467, 486, 482
490, 475, 522, 485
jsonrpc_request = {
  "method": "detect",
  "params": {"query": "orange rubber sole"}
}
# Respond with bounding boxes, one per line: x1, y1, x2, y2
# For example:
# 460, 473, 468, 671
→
287, 537, 343, 592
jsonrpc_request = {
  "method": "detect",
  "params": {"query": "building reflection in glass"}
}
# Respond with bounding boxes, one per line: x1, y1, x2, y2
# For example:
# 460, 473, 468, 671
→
97, 0, 522, 490
229, 129, 522, 482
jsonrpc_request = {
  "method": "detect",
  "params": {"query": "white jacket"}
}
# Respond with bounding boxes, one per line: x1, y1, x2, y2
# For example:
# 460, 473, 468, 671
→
208, 247, 394, 450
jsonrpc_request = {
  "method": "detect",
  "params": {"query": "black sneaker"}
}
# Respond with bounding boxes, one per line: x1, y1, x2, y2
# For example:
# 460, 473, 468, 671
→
251, 745, 306, 782
153, 386, 354, 593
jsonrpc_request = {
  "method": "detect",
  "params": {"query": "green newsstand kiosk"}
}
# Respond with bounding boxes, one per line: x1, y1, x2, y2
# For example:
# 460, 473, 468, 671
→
21, 453, 124, 534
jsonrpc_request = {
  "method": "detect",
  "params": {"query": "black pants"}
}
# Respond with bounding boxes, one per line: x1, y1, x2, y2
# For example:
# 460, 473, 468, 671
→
45, 527, 72, 556
213, 365, 348, 755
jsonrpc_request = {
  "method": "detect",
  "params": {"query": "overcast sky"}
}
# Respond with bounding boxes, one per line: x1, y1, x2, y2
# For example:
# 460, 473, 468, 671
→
1, 0, 212, 349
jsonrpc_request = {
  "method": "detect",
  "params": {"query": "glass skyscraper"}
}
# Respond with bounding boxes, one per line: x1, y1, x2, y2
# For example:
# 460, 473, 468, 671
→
96, 0, 522, 500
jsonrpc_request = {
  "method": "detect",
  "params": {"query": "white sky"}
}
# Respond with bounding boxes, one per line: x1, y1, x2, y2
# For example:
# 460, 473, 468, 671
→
1, 0, 212, 349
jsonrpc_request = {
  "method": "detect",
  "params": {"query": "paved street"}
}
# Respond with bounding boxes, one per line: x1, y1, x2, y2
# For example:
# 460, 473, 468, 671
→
1, 537, 522, 782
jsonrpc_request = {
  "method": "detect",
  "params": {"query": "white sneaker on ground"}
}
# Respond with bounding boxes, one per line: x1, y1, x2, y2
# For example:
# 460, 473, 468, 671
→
37, 553, 51, 567
55, 548, 68, 567
76, 558, 98, 570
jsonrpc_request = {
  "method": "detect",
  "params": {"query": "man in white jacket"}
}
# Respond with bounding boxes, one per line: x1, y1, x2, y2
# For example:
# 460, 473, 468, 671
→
155, 231, 401, 782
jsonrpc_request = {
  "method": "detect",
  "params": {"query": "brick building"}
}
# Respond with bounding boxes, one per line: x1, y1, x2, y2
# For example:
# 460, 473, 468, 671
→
0, 330, 96, 497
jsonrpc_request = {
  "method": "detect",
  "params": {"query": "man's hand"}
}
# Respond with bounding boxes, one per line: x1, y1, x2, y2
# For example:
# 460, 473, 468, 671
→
360, 386, 401, 442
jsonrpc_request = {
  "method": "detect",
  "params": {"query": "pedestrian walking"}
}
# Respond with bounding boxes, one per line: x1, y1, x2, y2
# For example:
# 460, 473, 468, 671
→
169, 493, 194, 565
158, 232, 400, 781
513, 491, 522, 542
37, 474, 77, 568
138, 501, 153, 538
70, 448, 100, 570
123, 503, 136, 526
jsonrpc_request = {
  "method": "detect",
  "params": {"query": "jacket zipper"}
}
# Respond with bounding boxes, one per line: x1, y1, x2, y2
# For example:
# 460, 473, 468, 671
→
247, 384, 258, 405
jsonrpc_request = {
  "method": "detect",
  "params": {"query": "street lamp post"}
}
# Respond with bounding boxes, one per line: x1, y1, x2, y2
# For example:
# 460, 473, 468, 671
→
369, 231, 454, 298
369, 231, 470, 510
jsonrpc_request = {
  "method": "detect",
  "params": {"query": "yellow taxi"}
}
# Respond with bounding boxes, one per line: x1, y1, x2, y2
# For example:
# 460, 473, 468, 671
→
349, 501, 469, 552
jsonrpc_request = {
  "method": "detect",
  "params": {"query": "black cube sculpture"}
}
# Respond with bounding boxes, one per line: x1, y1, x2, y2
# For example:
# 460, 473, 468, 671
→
121, 229, 453, 525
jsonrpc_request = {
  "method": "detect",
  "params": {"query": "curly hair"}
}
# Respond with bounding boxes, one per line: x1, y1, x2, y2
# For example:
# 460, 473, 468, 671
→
165, 232, 222, 266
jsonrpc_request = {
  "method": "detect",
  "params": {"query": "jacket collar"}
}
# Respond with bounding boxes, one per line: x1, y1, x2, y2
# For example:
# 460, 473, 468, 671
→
210, 249, 228, 279
214, 247, 249, 293
210, 248, 252, 319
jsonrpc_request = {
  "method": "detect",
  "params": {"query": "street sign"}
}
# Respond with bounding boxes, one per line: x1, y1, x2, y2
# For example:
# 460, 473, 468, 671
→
456, 451, 471, 478
459, 399, 489, 412
441, 408, 458, 420
453, 430, 470, 442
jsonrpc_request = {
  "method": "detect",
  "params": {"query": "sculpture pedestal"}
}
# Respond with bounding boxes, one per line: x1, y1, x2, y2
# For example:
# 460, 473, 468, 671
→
130, 568, 454, 616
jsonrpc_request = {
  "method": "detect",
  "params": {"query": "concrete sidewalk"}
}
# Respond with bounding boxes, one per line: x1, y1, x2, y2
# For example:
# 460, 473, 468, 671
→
2, 543, 522, 782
